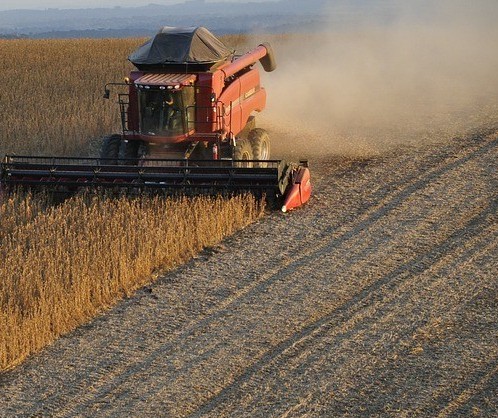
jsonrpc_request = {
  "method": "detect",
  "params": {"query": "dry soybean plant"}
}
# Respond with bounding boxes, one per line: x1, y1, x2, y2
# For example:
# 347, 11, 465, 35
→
0, 192, 265, 371
0, 38, 141, 157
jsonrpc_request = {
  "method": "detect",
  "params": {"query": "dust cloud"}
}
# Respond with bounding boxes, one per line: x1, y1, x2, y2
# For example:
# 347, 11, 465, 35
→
259, 0, 498, 159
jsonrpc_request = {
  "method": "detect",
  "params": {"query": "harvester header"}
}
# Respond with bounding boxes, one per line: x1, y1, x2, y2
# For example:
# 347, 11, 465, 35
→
1, 26, 311, 211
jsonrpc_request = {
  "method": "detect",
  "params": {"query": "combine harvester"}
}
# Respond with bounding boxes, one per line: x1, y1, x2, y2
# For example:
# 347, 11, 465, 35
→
0, 27, 311, 211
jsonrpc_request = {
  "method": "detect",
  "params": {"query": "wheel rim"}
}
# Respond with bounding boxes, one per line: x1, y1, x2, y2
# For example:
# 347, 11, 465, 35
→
260, 140, 269, 160
241, 150, 251, 167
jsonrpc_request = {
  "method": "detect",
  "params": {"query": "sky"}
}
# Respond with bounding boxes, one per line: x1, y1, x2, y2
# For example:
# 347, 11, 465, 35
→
0, 0, 274, 11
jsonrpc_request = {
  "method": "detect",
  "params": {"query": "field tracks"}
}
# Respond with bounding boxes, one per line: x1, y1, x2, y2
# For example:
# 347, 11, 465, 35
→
69, 133, 497, 415
275, 237, 498, 417
435, 358, 498, 417
190, 205, 497, 416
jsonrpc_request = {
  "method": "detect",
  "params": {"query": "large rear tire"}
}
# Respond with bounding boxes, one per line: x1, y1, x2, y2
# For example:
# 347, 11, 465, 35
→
100, 134, 121, 165
249, 128, 270, 167
233, 139, 254, 167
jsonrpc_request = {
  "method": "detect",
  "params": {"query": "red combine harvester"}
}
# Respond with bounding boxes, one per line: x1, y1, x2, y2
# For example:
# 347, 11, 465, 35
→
0, 27, 311, 211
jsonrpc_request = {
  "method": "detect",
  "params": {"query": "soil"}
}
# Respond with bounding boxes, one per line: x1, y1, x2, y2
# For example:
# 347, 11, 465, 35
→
0, 127, 497, 417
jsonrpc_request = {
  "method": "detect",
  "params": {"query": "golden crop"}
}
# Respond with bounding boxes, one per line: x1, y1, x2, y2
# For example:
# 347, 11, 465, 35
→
0, 37, 265, 372
0, 192, 264, 371
0, 38, 141, 156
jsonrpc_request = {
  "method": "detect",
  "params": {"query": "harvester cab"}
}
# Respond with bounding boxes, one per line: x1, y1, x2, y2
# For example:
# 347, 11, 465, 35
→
1, 26, 311, 212
135, 80, 195, 137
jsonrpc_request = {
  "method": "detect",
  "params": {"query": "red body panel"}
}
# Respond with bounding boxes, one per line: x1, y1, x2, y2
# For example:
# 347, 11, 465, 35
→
282, 167, 312, 212
195, 72, 219, 134
218, 68, 265, 136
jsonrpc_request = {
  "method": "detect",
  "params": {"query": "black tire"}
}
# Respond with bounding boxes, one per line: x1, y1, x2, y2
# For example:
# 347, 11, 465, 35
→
122, 140, 141, 165
100, 134, 121, 165
249, 128, 270, 167
233, 139, 254, 167
238, 116, 256, 140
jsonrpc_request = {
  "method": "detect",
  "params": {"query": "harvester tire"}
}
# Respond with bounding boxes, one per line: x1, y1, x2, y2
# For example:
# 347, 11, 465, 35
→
233, 139, 254, 167
249, 128, 270, 167
123, 140, 141, 165
100, 134, 121, 165
238, 116, 256, 140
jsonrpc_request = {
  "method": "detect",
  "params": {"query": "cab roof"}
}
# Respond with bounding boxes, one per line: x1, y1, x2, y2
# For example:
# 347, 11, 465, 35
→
129, 26, 232, 71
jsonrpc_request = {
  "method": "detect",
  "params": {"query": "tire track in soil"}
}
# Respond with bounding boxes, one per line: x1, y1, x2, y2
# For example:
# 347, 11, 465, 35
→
53, 134, 498, 417
133, 215, 497, 416
188, 203, 497, 417
254, 239, 498, 418
171, 138, 497, 416
208, 197, 498, 416
439, 361, 498, 418
436, 359, 498, 418
1, 132, 496, 417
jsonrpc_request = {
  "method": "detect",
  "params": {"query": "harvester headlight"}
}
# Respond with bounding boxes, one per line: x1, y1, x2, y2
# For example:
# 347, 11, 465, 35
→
124, 77, 131, 84
159, 86, 166, 90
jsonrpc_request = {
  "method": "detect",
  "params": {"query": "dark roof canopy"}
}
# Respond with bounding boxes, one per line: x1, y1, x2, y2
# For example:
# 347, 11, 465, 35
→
129, 26, 232, 70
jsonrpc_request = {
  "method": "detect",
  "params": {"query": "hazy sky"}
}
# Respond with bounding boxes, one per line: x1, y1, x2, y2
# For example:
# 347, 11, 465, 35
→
0, 0, 274, 11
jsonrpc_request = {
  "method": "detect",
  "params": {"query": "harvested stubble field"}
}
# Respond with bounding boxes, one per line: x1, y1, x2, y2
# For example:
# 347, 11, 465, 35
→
1, 27, 498, 418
